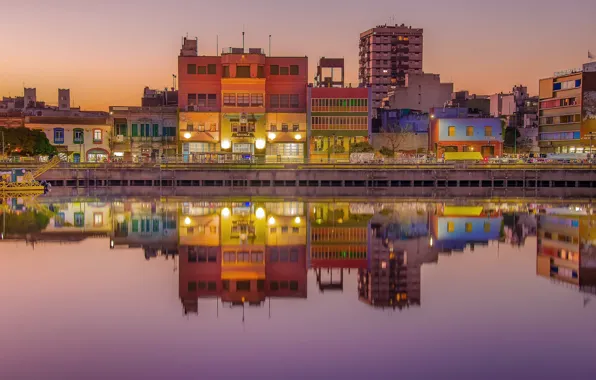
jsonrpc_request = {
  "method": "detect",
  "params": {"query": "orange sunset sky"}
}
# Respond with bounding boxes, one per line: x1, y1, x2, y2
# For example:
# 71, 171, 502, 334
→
1, 0, 595, 111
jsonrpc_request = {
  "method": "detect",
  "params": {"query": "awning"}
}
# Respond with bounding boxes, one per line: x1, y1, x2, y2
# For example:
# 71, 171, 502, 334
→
444, 152, 483, 161
443, 206, 484, 217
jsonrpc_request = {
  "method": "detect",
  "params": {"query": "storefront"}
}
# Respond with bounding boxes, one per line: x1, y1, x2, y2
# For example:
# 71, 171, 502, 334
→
266, 143, 304, 161
87, 148, 109, 162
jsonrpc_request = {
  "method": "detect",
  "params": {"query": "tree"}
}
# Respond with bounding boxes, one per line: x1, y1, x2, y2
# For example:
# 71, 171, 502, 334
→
350, 141, 374, 153
378, 122, 415, 157
503, 127, 521, 151
0, 127, 57, 156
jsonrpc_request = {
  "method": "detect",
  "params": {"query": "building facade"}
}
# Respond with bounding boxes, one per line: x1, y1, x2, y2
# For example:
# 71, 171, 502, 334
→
25, 116, 111, 162
177, 38, 308, 162
385, 73, 452, 112
307, 87, 372, 161
371, 108, 429, 154
359, 24, 424, 109
538, 62, 596, 153
429, 112, 503, 158
109, 106, 178, 161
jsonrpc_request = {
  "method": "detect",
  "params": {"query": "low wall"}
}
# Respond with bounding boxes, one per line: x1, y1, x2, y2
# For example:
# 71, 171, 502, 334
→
37, 166, 596, 198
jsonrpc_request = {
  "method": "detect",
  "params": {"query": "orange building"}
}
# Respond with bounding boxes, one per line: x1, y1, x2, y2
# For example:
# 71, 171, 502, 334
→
178, 38, 308, 161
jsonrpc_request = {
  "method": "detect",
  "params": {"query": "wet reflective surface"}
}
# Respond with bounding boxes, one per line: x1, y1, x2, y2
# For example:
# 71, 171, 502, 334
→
1, 198, 596, 379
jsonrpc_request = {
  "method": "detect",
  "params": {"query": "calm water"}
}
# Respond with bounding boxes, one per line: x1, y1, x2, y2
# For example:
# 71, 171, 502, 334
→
1, 198, 595, 380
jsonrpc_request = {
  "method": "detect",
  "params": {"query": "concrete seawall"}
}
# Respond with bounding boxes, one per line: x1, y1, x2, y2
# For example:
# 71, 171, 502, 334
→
38, 166, 596, 198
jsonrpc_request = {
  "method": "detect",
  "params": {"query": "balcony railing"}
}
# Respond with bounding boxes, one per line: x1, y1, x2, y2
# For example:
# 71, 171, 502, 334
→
221, 47, 265, 55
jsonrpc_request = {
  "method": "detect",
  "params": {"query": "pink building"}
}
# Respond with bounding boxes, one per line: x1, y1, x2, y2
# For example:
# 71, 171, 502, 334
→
359, 24, 424, 110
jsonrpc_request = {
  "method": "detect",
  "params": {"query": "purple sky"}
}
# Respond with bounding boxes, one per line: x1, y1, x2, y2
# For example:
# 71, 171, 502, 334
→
1, 0, 595, 110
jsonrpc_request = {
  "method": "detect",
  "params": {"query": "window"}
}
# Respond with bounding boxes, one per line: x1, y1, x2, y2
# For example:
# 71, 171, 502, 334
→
222, 280, 230, 290
53, 128, 64, 144
207, 64, 216, 74
131, 124, 138, 136
188, 93, 197, 105
236, 281, 250, 291
447, 221, 455, 233
270, 124, 277, 132
207, 282, 216, 291
197, 94, 207, 107
223, 66, 230, 78
93, 129, 102, 142
257, 280, 265, 291
280, 281, 289, 289
281, 226, 289, 234
280, 66, 289, 75
292, 227, 299, 234
270, 281, 279, 291
197, 66, 207, 74
231, 123, 239, 132
73, 128, 84, 144
257, 66, 265, 78
484, 126, 492, 137
197, 124, 205, 132
251, 94, 263, 107
280, 94, 290, 108
224, 252, 236, 263
270, 65, 279, 75
187, 64, 196, 74
251, 252, 264, 263
466, 126, 474, 136
290, 94, 299, 108
92, 213, 103, 227
223, 93, 236, 106
290, 248, 298, 262
281, 124, 289, 132
236, 65, 251, 78
465, 223, 473, 233
269, 249, 279, 262
270, 94, 279, 108
237, 252, 249, 262
292, 124, 299, 132
290, 65, 299, 75
54, 212, 65, 227
289, 281, 298, 291
115, 123, 127, 136
188, 282, 197, 292
279, 248, 289, 261
74, 212, 85, 228
152, 124, 159, 137
484, 222, 491, 232
207, 94, 217, 107
448, 126, 456, 137
237, 93, 250, 107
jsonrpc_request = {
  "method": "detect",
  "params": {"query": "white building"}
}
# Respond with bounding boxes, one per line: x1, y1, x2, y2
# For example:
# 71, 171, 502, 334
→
386, 73, 453, 112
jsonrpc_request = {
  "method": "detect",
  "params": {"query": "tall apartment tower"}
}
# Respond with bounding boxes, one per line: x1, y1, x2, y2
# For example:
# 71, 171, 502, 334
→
359, 24, 423, 109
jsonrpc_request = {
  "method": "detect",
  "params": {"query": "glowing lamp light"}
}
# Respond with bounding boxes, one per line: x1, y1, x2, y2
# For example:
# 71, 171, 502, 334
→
294, 134, 302, 140
268, 216, 276, 225
294, 216, 301, 224
430, 114, 435, 119
183, 132, 191, 139
268, 132, 277, 140
255, 207, 266, 220
221, 207, 231, 218
221, 140, 231, 149
184, 217, 191, 226
255, 139, 266, 150
116, 214, 125, 223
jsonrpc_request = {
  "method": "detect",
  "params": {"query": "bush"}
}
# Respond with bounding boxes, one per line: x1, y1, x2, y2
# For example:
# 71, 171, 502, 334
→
328, 144, 345, 154
379, 146, 394, 157
350, 142, 374, 153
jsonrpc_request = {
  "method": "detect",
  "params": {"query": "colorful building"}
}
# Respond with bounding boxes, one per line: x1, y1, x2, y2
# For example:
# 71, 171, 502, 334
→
429, 109, 503, 158
430, 205, 503, 253
538, 62, 596, 153
307, 87, 372, 161
178, 201, 307, 313
177, 38, 308, 162
25, 115, 111, 162
109, 106, 178, 161
536, 209, 596, 294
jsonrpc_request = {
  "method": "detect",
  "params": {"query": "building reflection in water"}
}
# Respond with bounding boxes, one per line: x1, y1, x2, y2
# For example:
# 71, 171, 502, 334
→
536, 207, 596, 297
5, 197, 596, 310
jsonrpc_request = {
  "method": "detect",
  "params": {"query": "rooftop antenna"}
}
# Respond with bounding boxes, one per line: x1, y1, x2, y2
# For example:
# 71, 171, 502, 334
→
242, 25, 245, 50
269, 34, 272, 57
216, 35, 219, 56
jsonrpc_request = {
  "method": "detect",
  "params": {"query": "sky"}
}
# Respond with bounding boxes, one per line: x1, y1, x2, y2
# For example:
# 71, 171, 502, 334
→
1, 0, 595, 111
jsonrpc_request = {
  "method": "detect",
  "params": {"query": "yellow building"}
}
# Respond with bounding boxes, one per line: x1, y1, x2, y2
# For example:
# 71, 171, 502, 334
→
265, 113, 307, 161
179, 112, 221, 161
